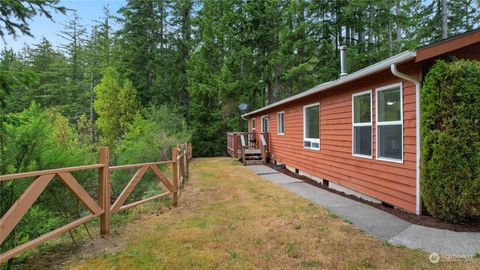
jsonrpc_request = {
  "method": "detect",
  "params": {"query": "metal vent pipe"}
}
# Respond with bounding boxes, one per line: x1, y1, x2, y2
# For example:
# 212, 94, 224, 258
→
339, 46, 348, 77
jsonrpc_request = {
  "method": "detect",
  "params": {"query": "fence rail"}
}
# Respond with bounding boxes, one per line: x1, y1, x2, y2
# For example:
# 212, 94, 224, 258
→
0, 143, 192, 264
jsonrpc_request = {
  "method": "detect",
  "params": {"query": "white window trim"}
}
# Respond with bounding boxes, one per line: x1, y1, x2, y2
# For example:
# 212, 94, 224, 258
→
277, 111, 285, 135
251, 118, 256, 132
352, 90, 373, 159
261, 115, 269, 133
303, 103, 320, 150
375, 82, 404, 163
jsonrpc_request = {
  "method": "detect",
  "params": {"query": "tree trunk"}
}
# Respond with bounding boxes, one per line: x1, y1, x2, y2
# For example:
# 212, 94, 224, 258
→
442, 0, 448, 38
264, 79, 270, 106
159, 1, 165, 50
395, 0, 401, 47
273, 64, 281, 102
368, 4, 373, 50
464, 1, 470, 30
89, 74, 95, 142
346, 25, 350, 46
298, 2, 305, 57
388, 20, 393, 55
179, 1, 192, 117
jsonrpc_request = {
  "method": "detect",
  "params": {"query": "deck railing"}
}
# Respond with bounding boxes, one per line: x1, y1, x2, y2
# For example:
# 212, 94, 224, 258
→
240, 134, 246, 164
227, 132, 269, 164
0, 143, 192, 263
260, 134, 267, 163
226, 132, 241, 158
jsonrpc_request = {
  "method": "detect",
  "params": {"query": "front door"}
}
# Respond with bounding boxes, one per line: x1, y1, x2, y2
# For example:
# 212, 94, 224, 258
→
261, 116, 268, 133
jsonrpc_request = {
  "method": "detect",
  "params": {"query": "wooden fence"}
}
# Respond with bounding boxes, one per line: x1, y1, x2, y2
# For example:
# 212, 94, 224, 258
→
0, 143, 192, 263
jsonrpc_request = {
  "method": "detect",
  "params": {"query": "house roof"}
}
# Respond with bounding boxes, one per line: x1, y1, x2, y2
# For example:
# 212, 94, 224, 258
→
416, 28, 480, 62
242, 50, 416, 117
243, 29, 480, 118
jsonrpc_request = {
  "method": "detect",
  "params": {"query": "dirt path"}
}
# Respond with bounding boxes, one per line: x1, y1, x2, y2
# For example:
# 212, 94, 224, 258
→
19, 158, 480, 269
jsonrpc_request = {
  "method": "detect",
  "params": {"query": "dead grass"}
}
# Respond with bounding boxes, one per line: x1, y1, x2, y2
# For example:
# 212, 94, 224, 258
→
58, 158, 480, 269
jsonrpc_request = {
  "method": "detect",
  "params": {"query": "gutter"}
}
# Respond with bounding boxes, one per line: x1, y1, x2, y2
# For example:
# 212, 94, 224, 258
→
390, 64, 422, 215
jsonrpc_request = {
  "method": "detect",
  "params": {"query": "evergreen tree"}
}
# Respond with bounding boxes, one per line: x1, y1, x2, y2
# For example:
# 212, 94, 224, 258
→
187, 0, 228, 156
83, 7, 114, 141
448, 0, 480, 34
58, 11, 88, 119
171, 0, 194, 116
117, 0, 164, 105
96, 5, 114, 69
0, 48, 33, 110
93, 68, 138, 150
0, 0, 66, 38
24, 38, 69, 112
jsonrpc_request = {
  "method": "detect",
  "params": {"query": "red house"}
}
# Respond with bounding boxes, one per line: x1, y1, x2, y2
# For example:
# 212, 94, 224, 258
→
227, 29, 480, 215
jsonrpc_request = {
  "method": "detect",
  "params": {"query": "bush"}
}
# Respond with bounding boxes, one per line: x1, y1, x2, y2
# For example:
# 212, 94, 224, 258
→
421, 59, 480, 223
0, 103, 96, 254
116, 105, 191, 164
112, 106, 191, 201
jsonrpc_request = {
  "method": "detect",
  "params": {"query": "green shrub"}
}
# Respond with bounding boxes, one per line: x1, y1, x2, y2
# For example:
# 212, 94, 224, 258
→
421, 59, 480, 223
112, 106, 191, 201
0, 103, 96, 254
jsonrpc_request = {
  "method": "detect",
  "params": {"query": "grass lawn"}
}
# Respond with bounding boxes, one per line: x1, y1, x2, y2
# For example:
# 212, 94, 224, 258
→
66, 157, 479, 269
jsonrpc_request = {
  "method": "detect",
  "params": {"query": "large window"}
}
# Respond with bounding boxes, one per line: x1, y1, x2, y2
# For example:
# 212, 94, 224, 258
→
303, 103, 320, 150
352, 90, 372, 158
277, 111, 285, 135
261, 115, 268, 133
251, 118, 256, 132
376, 83, 403, 162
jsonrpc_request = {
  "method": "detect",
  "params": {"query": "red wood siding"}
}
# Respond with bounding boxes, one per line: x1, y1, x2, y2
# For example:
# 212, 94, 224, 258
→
249, 66, 420, 213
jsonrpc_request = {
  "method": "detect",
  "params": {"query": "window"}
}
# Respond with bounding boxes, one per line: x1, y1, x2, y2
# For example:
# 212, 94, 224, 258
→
251, 118, 256, 132
376, 83, 403, 162
303, 103, 320, 150
352, 90, 372, 158
277, 111, 285, 135
261, 115, 268, 133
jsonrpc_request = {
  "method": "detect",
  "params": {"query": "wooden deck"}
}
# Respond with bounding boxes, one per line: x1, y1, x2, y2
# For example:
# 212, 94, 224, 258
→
226, 132, 269, 166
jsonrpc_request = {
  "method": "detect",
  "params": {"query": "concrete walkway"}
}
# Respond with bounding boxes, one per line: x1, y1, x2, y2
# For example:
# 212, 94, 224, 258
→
248, 165, 480, 256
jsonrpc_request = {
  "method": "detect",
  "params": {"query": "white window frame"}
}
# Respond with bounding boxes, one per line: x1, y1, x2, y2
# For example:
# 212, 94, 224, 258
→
251, 118, 256, 132
261, 115, 269, 133
375, 82, 404, 163
303, 103, 320, 150
352, 90, 373, 159
277, 111, 285, 135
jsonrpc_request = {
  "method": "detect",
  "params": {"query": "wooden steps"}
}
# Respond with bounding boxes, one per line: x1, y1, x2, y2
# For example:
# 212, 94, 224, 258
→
243, 148, 263, 165
228, 132, 269, 166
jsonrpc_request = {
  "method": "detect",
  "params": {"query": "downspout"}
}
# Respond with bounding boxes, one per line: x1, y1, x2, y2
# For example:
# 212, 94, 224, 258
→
241, 115, 249, 131
390, 64, 422, 215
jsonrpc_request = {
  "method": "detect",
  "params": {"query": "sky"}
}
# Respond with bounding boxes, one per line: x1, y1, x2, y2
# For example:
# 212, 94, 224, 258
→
0, 0, 126, 51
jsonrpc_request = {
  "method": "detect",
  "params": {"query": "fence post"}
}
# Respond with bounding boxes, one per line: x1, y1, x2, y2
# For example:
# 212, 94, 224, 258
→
172, 145, 179, 207
98, 147, 110, 235
183, 143, 187, 180
189, 143, 192, 159
233, 134, 238, 159
186, 144, 190, 177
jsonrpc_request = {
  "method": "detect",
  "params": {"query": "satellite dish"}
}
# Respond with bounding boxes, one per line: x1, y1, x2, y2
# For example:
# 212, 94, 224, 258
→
239, 103, 248, 111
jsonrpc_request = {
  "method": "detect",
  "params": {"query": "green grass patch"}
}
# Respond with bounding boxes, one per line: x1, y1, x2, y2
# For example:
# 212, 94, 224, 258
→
285, 242, 299, 258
